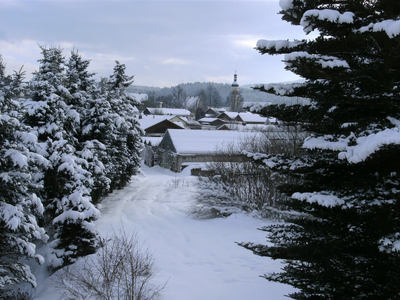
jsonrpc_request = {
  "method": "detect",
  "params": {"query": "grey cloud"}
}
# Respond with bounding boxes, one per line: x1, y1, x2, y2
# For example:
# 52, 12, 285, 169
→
1, 1, 304, 87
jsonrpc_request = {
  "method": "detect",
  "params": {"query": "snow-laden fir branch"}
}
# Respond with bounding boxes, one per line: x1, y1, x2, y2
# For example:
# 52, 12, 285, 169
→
358, 19, 400, 38
300, 9, 355, 33
284, 52, 350, 69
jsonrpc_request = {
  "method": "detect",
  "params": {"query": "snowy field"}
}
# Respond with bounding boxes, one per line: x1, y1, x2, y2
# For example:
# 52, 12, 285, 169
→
34, 163, 295, 299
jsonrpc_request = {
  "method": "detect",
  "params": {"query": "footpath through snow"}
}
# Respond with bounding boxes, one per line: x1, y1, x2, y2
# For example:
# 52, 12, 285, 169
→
35, 164, 294, 299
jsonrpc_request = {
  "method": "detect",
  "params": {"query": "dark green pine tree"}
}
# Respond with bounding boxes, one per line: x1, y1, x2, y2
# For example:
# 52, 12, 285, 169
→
240, 1, 400, 299
0, 58, 48, 298
106, 61, 143, 190
65, 49, 96, 113
65, 50, 111, 203
80, 90, 113, 203
25, 46, 99, 269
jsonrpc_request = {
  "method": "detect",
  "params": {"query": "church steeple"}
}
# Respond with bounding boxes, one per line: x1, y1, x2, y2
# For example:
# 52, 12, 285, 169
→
232, 71, 239, 88
230, 70, 241, 112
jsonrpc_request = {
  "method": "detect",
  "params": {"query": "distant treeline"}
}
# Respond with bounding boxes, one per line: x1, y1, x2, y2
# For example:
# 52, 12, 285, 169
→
127, 82, 309, 109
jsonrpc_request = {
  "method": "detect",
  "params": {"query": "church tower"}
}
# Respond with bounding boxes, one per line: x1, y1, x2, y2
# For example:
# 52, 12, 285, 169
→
230, 71, 241, 112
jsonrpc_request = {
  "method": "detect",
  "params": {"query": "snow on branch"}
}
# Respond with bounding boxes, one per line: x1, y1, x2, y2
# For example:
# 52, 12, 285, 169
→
339, 128, 400, 163
256, 40, 305, 51
279, 0, 295, 11
292, 191, 345, 208
358, 19, 400, 38
301, 9, 355, 33
379, 233, 400, 253
5, 149, 28, 168
303, 135, 350, 151
285, 52, 350, 68
253, 82, 304, 96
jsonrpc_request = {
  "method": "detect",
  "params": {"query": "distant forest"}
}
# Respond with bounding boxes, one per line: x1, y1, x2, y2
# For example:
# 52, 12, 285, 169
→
127, 82, 309, 109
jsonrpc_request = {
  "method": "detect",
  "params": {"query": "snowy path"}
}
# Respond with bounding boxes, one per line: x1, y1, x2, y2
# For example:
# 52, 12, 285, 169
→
35, 164, 295, 299
96, 165, 294, 300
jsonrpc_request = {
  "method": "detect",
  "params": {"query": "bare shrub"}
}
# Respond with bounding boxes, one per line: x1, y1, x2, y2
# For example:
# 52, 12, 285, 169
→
168, 176, 190, 190
56, 229, 166, 300
189, 174, 248, 219
190, 125, 304, 219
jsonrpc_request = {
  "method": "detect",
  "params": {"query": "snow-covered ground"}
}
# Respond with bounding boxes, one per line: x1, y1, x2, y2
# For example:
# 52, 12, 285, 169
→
34, 163, 294, 299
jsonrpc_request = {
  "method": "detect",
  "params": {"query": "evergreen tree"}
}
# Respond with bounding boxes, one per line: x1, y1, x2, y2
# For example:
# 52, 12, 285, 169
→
65, 49, 96, 112
240, 1, 400, 299
0, 60, 48, 298
65, 50, 111, 203
80, 87, 113, 203
25, 46, 99, 269
106, 61, 143, 190
0, 55, 12, 93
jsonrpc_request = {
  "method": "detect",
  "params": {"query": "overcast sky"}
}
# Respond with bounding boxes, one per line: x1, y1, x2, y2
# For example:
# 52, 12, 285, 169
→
0, 0, 308, 87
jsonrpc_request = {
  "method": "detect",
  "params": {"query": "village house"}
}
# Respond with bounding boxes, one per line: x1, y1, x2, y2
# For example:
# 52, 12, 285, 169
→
204, 107, 226, 118
169, 115, 202, 130
216, 111, 240, 122
143, 124, 308, 172
217, 123, 270, 131
142, 107, 191, 118
234, 112, 268, 124
137, 115, 184, 137
197, 117, 226, 128
146, 129, 261, 172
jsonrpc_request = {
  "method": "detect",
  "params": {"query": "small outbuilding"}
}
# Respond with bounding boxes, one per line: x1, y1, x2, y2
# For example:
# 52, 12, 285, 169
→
153, 129, 259, 172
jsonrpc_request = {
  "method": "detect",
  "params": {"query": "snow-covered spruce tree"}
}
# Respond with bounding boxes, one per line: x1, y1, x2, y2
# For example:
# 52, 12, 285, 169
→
0, 59, 48, 298
64, 49, 96, 114
65, 50, 111, 204
80, 83, 113, 203
25, 46, 99, 269
105, 61, 143, 191
0, 55, 12, 93
239, 1, 400, 299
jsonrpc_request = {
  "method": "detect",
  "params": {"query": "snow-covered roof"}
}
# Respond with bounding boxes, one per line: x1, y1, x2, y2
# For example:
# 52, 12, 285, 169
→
162, 129, 261, 155
205, 107, 226, 113
217, 112, 240, 119
171, 121, 185, 128
236, 112, 268, 123
218, 123, 274, 131
137, 115, 172, 130
144, 107, 191, 116
170, 115, 189, 123
178, 116, 189, 122
198, 117, 219, 123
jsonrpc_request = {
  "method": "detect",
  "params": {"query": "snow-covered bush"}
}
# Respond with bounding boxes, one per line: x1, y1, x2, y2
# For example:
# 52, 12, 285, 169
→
56, 229, 165, 300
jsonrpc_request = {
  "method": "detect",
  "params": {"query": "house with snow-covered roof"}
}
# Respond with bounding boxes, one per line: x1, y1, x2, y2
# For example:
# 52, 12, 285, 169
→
142, 107, 191, 117
217, 123, 271, 131
137, 115, 184, 137
169, 115, 201, 130
153, 129, 260, 172
216, 111, 240, 122
144, 119, 184, 137
234, 112, 268, 124
197, 117, 226, 128
204, 107, 226, 118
